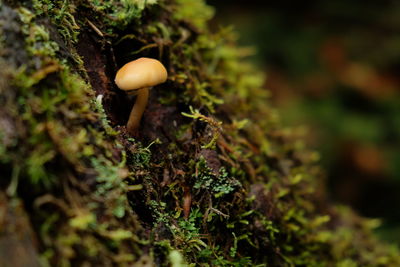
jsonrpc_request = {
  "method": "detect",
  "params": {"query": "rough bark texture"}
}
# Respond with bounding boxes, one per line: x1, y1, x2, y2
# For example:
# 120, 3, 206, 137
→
0, 0, 399, 266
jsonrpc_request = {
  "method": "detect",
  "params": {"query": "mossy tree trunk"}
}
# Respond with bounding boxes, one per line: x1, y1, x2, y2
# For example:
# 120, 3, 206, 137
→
0, 0, 399, 266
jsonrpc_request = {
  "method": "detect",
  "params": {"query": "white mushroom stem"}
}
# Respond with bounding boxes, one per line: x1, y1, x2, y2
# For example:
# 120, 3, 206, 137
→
127, 87, 149, 135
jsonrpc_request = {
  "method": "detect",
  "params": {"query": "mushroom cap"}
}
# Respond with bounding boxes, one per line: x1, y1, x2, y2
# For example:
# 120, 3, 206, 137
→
115, 57, 167, 91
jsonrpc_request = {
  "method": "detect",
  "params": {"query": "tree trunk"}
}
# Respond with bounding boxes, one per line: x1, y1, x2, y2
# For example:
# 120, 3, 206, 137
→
0, 0, 398, 266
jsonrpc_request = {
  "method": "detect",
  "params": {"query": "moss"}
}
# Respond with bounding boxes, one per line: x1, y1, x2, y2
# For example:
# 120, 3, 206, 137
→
172, 0, 214, 30
1, 0, 399, 266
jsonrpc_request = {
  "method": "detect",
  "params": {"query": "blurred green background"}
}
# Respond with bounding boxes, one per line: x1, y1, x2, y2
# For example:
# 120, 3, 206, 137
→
207, 0, 400, 244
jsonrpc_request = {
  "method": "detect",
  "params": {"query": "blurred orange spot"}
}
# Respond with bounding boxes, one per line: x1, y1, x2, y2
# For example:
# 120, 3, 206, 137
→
353, 145, 385, 176
340, 63, 396, 99
320, 38, 347, 72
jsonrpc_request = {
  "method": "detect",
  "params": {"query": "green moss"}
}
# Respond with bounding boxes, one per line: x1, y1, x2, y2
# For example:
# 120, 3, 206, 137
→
172, 0, 214, 30
192, 157, 241, 198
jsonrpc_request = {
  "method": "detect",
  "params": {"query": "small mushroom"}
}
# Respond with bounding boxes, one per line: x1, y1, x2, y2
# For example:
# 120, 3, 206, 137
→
115, 57, 167, 136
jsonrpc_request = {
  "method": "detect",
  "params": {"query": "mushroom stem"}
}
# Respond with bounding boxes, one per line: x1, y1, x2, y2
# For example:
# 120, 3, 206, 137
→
127, 87, 149, 136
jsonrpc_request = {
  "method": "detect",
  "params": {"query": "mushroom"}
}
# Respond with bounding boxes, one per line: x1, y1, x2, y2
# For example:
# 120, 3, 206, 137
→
115, 57, 167, 136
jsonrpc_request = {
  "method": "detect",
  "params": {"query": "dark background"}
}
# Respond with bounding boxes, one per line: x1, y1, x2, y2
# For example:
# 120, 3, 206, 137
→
207, 0, 400, 244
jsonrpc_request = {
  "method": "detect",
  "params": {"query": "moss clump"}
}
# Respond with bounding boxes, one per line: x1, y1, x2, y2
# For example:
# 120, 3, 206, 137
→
0, 0, 399, 266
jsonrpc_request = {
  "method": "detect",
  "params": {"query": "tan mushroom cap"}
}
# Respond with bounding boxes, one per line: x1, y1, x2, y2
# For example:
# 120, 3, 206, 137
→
115, 57, 167, 91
